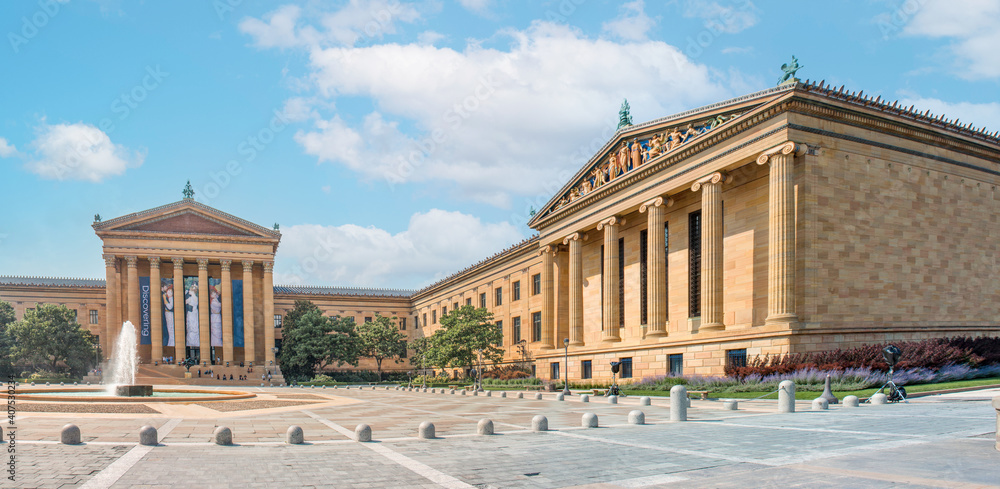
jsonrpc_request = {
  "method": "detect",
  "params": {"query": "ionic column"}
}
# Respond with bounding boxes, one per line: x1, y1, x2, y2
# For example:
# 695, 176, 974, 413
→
692, 173, 727, 331
125, 256, 140, 345
757, 142, 804, 326
197, 258, 210, 363
540, 246, 555, 349
263, 260, 275, 365
640, 196, 672, 336
149, 256, 163, 362
221, 259, 234, 363
172, 258, 185, 359
562, 233, 584, 346
242, 260, 255, 363
103, 254, 119, 355
597, 216, 622, 342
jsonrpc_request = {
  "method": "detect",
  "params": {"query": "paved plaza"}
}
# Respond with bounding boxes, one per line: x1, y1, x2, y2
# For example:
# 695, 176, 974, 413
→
9, 385, 1000, 488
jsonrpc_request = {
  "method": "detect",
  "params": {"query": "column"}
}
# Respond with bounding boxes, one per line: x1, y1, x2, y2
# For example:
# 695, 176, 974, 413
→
149, 256, 163, 362
757, 142, 803, 325
103, 254, 119, 356
692, 172, 726, 331
597, 216, 621, 342
263, 260, 275, 365
197, 258, 210, 363
242, 260, 255, 363
221, 259, 234, 363
640, 197, 670, 337
125, 256, 140, 345
563, 233, 584, 346
172, 258, 185, 360
540, 246, 555, 349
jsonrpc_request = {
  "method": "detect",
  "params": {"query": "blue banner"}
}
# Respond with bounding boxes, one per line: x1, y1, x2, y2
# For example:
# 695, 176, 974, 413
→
139, 276, 151, 344
161, 278, 174, 347
232, 279, 244, 348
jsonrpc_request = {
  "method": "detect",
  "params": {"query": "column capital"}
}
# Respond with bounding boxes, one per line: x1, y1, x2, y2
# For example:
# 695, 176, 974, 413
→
639, 196, 674, 213
220, 259, 232, 272
241, 259, 255, 268
756, 141, 806, 165
691, 172, 728, 192
196, 258, 209, 270
148, 256, 161, 267
103, 254, 117, 267
596, 216, 624, 231
172, 257, 185, 269
562, 232, 587, 245
263, 261, 274, 273
125, 255, 138, 268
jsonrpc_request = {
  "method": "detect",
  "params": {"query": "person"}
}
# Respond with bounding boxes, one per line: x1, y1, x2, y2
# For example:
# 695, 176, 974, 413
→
185, 282, 199, 346
197, 369, 201, 378
229, 374, 233, 381
209, 283, 223, 348
162, 283, 175, 347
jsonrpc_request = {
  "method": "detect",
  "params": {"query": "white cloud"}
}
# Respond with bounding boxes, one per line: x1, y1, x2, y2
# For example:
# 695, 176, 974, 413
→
901, 0, 1000, 80
239, 1, 421, 49
281, 96, 319, 122
417, 30, 445, 45
457, 0, 493, 17
602, 0, 656, 41
23, 122, 144, 182
721, 46, 753, 55
898, 96, 1000, 131
0, 138, 17, 158
682, 0, 759, 34
273, 209, 525, 288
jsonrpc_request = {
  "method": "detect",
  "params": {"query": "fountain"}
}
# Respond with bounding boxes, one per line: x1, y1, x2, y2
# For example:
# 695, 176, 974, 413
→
106, 321, 152, 397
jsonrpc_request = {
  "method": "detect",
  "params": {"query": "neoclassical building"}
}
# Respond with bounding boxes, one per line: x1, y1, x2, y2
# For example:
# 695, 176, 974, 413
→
3, 81, 999, 379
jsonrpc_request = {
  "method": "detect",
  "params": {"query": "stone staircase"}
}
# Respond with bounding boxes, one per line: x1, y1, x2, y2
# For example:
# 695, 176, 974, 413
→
135, 364, 284, 386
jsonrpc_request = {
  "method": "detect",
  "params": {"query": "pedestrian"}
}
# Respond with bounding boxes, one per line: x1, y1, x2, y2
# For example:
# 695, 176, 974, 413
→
198, 369, 201, 378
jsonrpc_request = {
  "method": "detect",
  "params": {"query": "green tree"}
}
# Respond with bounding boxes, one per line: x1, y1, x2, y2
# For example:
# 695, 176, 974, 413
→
278, 300, 361, 381
357, 314, 406, 380
433, 305, 502, 379
0, 301, 15, 376
8, 304, 96, 376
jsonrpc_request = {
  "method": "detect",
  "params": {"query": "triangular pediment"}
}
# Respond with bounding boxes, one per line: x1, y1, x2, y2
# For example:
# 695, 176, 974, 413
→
94, 200, 279, 240
120, 210, 255, 236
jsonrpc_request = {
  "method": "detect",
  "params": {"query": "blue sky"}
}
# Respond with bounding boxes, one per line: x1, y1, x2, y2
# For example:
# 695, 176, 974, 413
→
1, 0, 998, 289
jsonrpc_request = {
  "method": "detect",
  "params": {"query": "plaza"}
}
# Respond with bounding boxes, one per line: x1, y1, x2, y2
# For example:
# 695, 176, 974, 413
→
10, 384, 1000, 488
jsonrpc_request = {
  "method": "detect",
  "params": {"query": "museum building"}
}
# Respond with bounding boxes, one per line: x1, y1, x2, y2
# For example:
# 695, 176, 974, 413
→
2, 81, 999, 380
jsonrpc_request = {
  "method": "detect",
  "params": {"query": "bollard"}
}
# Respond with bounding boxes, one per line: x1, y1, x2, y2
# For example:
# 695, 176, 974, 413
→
580, 394, 589, 403
608, 395, 618, 404
812, 398, 829, 410
418, 421, 435, 439
431, 388, 436, 393
628, 410, 645, 425
670, 385, 688, 421
213, 426, 233, 446
286, 425, 304, 444
473, 390, 479, 396
517, 392, 524, 399
820, 375, 839, 405
871, 393, 888, 405
992, 396, 1000, 451
582, 413, 598, 428
556, 393, 564, 401
311, 385, 315, 389
421, 388, 426, 392
450, 389, 456, 394
61, 424, 81, 445
355, 424, 372, 442
500, 391, 506, 398
723, 400, 739, 411
843, 395, 859, 407
778, 380, 796, 413
639, 396, 651, 406
535, 393, 542, 400
477, 418, 494, 435
139, 425, 158, 446
486, 391, 492, 397
461, 390, 467, 396
531, 415, 548, 432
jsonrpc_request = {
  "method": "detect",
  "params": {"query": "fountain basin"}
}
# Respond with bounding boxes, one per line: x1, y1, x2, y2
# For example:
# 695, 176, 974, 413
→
115, 385, 153, 397
12, 388, 255, 403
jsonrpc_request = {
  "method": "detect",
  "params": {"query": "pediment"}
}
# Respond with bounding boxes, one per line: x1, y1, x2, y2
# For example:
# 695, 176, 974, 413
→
94, 200, 279, 239
119, 210, 256, 236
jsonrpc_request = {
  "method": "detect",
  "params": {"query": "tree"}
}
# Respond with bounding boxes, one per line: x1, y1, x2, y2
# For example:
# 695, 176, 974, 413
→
433, 306, 502, 382
357, 314, 406, 380
0, 301, 15, 377
8, 304, 97, 376
278, 300, 361, 381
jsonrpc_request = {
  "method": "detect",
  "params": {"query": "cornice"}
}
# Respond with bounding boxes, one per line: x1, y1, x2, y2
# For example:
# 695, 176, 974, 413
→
93, 199, 281, 239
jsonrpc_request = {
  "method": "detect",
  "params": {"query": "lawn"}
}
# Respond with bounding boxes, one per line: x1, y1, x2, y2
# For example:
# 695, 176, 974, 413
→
618, 377, 1000, 400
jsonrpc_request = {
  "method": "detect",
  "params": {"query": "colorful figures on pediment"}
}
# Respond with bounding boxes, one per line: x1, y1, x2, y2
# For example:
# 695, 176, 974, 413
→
631, 138, 643, 168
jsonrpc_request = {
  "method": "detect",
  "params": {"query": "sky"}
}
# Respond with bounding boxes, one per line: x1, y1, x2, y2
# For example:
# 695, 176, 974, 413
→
1, 0, 998, 289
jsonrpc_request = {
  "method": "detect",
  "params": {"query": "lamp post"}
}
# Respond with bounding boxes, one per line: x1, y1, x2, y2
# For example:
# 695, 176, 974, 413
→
421, 353, 426, 389
562, 338, 571, 395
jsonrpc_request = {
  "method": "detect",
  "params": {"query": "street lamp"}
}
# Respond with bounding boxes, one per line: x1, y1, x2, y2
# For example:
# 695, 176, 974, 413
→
421, 353, 426, 389
562, 338, 571, 395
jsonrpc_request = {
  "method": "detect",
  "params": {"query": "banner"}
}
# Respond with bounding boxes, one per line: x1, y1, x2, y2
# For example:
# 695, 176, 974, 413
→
160, 278, 175, 347
209, 277, 222, 347
232, 279, 244, 348
184, 276, 199, 347
139, 276, 151, 344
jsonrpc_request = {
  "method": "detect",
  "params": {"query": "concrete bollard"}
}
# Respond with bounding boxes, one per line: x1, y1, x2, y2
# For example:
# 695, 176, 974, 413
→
778, 380, 796, 413
582, 413, 598, 428
608, 395, 618, 404
843, 395, 860, 407
311, 385, 316, 389
580, 394, 589, 403
418, 421, 435, 439
723, 400, 739, 411
639, 396, 651, 406
473, 390, 479, 396
213, 426, 233, 446
422, 388, 427, 392
500, 391, 506, 398
628, 410, 645, 425
517, 392, 524, 399
486, 391, 492, 397
430, 388, 436, 393
992, 396, 1000, 451
871, 393, 888, 405
355, 424, 372, 442
461, 390, 467, 396
687, 397, 692, 408
819, 375, 839, 405
556, 393, 565, 401
61, 424, 81, 445
812, 398, 829, 411
531, 415, 548, 432
286, 425, 304, 444
535, 393, 542, 400
670, 385, 688, 421
450, 389, 456, 394
477, 418, 494, 435
139, 425, 158, 446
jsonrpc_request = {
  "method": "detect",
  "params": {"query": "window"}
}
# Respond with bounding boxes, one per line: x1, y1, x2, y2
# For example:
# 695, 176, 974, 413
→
512, 280, 521, 301
550, 362, 560, 380
618, 237, 625, 328
531, 364, 536, 377
432, 310, 437, 324
532, 273, 541, 295
400, 318, 407, 331
620, 357, 633, 378
494, 320, 503, 345
582, 360, 592, 379
726, 349, 747, 369
531, 312, 541, 342
364, 316, 372, 323
512, 316, 521, 343
441, 306, 447, 317
422, 313, 427, 327
689, 210, 701, 317
400, 347, 407, 358
89, 309, 99, 324
466, 297, 472, 306
479, 293, 487, 308
70, 309, 78, 323
640, 229, 648, 325
274, 314, 282, 328
495, 287, 503, 306
669, 354, 683, 376
453, 302, 458, 311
